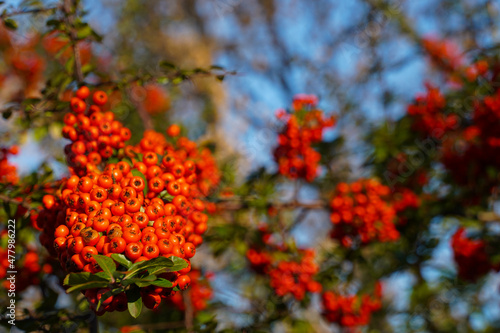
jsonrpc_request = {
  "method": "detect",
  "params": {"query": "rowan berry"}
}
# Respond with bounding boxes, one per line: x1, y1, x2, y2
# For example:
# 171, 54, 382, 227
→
92, 91, 108, 106
166, 124, 180, 137
110, 237, 126, 253
177, 275, 191, 290
143, 244, 160, 259
70, 97, 86, 113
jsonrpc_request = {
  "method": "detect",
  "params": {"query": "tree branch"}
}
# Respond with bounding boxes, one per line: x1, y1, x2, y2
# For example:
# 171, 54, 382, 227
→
0, 6, 58, 18
62, 0, 83, 83
183, 290, 194, 333
0, 193, 37, 214
216, 197, 328, 211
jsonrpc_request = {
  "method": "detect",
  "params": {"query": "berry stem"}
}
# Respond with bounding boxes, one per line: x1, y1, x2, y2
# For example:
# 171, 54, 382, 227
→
89, 314, 99, 333
183, 289, 194, 333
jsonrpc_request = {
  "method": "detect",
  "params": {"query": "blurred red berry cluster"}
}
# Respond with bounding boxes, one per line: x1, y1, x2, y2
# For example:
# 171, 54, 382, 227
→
0, 146, 19, 184
451, 228, 498, 281
273, 94, 335, 182
322, 282, 382, 328
329, 179, 400, 247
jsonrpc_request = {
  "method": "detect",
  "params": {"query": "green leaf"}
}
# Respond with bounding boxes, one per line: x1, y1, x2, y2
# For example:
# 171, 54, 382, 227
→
131, 169, 148, 195
121, 275, 157, 287
159, 190, 174, 202
123, 256, 187, 280
63, 271, 110, 286
2, 109, 12, 119
149, 278, 173, 288
92, 254, 117, 281
33, 126, 48, 141
159, 61, 177, 71
110, 253, 132, 269
91, 29, 103, 42
46, 19, 61, 27
81, 63, 94, 75
66, 280, 109, 294
3, 18, 17, 30
65, 56, 75, 73
76, 25, 92, 39
126, 285, 142, 318
210, 65, 225, 70
196, 311, 216, 324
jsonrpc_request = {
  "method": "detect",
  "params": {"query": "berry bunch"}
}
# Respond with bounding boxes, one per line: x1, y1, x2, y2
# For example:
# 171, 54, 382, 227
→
37, 86, 218, 315
273, 94, 335, 182
422, 37, 464, 73
451, 227, 495, 281
422, 37, 490, 83
246, 248, 273, 274
0, 234, 53, 293
268, 249, 322, 301
245, 227, 321, 300
392, 188, 420, 213
169, 270, 213, 312
133, 83, 171, 115
407, 83, 457, 138
329, 179, 399, 247
62, 86, 131, 175
43, 31, 91, 67
441, 86, 500, 191
322, 282, 382, 328
126, 129, 220, 199
404, 55, 500, 197
0, 146, 19, 184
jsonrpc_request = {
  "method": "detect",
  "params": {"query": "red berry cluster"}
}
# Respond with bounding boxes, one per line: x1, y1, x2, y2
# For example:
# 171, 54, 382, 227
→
246, 248, 273, 274
62, 86, 131, 176
245, 226, 322, 300
127, 129, 220, 199
169, 270, 213, 312
0, 233, 53, 293
273, 94, 335, 182
36, 87, 219, 315
0, 146, 19, 184
268, 249, 322, 301
422, 37, 490, 83
83, 288, 128, 314
451, 227, 496, 281
422, 37, 464, 73
392, 188, 421, 213
329, 179, 399, 247
322, 282, 382, 328
407, 83, 457, 138
441, 86, 500, 190
405, 55, 500, 196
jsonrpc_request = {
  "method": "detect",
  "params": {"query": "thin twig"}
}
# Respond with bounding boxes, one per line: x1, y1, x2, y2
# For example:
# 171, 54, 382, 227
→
216, 197, 328, 211
0, 193, 36, 213
89, 314, 98, 333
0, 6, 58, 18
62, 0, 83, 82
183, 290, 194, 333
122, 322, 185, 331
92, 69, 237, 88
